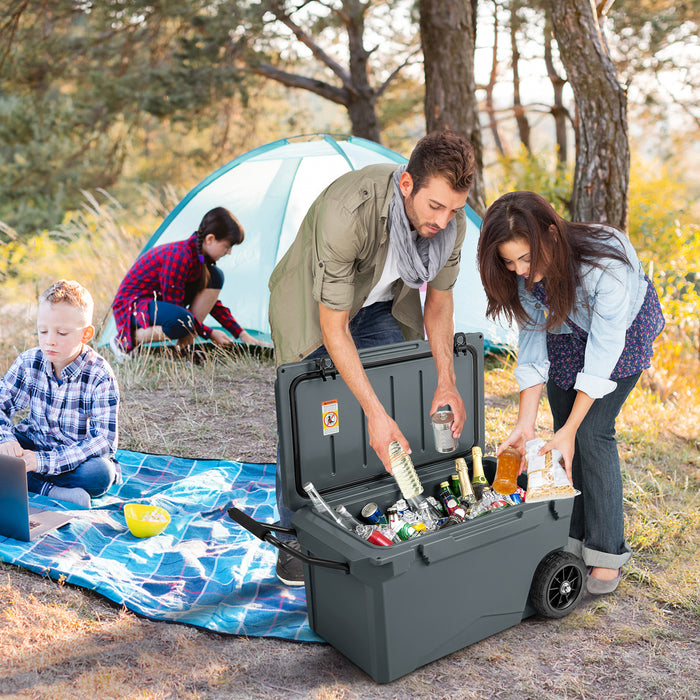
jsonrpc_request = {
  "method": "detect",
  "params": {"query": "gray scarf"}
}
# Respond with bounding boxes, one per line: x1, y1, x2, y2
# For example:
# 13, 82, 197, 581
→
388, 164, 457, 289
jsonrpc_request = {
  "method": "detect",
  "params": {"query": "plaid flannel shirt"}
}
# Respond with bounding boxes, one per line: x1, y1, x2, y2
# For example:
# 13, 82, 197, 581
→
112, 233, 243, 351
0, 346, 121, 478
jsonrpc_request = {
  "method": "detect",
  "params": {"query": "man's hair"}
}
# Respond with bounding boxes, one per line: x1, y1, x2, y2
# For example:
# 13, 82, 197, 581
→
406, 129, 475, 194
39, 279, 94, 325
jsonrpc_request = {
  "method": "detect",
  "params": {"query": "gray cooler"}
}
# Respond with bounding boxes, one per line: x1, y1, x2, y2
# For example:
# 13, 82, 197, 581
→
230, 333, 584, 683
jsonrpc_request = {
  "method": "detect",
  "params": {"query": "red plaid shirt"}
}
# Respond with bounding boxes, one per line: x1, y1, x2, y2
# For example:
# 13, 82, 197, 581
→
112, 233, 242, 351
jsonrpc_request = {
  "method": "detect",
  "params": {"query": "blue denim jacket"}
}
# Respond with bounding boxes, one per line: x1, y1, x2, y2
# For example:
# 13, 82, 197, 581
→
514, 229, 648, 399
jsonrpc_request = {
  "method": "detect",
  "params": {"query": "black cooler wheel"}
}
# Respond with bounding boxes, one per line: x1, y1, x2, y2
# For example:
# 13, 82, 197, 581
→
529, 551, 586, 618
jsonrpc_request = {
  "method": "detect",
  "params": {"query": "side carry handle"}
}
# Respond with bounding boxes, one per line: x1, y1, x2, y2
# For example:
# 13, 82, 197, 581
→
227, 507, 350, 573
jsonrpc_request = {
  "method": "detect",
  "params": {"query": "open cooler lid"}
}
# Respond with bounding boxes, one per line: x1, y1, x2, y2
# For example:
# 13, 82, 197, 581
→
275, 333, 485, 512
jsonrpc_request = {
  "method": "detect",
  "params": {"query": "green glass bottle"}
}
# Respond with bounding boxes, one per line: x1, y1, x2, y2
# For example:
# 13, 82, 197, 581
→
470, 446, 489, 501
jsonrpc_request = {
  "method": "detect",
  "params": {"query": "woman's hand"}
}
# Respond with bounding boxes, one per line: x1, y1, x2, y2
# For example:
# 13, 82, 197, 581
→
539, 426, 577, 483
497, 423, 535, 473
238, 330, 273, 347
210, 329, 234, 346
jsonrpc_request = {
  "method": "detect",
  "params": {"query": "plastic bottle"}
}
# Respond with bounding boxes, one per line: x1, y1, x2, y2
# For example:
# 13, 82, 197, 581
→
388, 441, 423, 499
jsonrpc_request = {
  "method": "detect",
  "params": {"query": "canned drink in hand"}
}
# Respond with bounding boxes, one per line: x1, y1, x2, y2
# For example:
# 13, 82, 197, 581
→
431, 408, 457, 453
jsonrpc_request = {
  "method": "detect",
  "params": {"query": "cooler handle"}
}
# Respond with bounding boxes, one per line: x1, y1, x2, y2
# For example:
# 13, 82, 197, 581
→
227, 507, 350, 573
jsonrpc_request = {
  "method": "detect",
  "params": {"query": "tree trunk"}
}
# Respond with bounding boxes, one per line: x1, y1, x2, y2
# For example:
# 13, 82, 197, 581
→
510, 2, 531, 152
548, 0, 629, 227
544, 12, 570, 165
419, 0, 485, 215
485, 0, 507, 157
344, 1, 381, 142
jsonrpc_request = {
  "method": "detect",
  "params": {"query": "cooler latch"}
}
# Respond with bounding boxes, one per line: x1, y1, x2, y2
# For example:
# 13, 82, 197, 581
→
315, 356, 338, 380
453, 332, 469, 356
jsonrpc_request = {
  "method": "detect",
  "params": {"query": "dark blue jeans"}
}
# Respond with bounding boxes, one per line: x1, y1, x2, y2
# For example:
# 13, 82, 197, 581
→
17, 433, 117, 498
275, 301, 404, 534
547, 373, 641, 569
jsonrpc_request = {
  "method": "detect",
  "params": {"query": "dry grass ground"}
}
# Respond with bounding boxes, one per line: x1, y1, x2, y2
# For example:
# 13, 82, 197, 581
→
0, 343, 698, 699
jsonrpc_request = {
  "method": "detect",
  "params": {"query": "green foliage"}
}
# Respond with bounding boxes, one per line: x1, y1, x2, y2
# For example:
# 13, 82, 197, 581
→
0, 189, 172, 331
486, 146, 572, 212
0, 0, 251, 237
627, 160, 700, 405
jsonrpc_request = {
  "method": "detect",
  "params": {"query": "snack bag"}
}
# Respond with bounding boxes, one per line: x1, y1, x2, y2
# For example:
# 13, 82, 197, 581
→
524, 438, 579, 502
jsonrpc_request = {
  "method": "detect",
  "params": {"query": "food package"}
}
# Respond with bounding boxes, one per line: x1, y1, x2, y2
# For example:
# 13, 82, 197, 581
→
524, 438, 579, 502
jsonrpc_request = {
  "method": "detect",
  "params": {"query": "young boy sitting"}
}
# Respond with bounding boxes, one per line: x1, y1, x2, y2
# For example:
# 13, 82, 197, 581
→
0, 280, 120, 508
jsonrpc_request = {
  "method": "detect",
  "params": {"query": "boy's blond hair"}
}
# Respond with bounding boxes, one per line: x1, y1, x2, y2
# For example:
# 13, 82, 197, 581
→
39, 280, 95, 325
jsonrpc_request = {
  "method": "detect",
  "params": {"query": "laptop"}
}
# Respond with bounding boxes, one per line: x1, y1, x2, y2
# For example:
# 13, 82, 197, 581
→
0, 454, 74, 542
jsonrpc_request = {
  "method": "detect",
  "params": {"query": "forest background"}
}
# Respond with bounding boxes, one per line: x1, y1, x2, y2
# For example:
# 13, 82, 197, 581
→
1, 0, 698, 417
0, 2, 699, 697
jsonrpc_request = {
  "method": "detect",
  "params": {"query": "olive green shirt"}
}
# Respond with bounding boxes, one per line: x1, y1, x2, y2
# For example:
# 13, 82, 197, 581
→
268, 164, 467, 367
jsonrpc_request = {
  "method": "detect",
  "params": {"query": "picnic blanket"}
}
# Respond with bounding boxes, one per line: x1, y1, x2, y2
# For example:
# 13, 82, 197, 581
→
0, 449, 323, 643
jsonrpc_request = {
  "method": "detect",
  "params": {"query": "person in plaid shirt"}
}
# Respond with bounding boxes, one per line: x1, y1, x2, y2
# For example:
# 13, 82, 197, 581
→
0, 280, 120, 508
111, 207, 269, 358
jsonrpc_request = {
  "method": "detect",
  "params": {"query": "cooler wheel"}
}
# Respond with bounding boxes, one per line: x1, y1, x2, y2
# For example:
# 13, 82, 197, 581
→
529, 551, 585, 618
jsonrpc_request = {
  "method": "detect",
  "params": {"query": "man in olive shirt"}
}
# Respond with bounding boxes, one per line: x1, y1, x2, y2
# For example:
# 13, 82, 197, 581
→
268, 130, 475, 585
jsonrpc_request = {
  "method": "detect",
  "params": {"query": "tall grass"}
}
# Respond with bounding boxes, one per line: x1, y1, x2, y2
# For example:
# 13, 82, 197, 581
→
0, 186, 181, 350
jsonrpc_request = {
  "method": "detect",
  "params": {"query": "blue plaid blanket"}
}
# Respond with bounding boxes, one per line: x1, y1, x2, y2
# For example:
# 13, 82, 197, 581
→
0, 449, 323, 643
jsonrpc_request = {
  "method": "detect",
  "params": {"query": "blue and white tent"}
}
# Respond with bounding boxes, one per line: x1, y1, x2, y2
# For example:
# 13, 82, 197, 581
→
99, 134, 515, 351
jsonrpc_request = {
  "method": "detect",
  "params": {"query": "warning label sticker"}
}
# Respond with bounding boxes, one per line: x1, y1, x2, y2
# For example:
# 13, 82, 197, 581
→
322, 400, 339, 436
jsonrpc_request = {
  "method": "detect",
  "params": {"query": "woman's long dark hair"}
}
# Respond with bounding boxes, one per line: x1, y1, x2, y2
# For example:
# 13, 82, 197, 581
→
194, 207, 244, 292
477, 191, 631, 330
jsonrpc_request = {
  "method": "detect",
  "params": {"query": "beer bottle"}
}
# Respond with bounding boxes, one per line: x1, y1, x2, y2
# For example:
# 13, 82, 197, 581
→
438, 481, 467, 520
455, 457, 477, 507
470, 446, 490, 501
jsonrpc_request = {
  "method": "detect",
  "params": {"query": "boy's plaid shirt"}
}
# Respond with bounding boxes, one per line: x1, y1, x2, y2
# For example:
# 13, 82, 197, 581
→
0, 346, 120, 478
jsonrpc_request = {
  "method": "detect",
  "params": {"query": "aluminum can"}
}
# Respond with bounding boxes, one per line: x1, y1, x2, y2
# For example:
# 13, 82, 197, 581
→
361, 502, 388, 525
363, 527, 394, 546
431, 408, 457, 453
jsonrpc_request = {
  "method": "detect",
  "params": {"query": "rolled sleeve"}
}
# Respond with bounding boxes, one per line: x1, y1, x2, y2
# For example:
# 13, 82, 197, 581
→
311, 199, 367, 311
573, 371, 617, 399
514, 360, 550, 391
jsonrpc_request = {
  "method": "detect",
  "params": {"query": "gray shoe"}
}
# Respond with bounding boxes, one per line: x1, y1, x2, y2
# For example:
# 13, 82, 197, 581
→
46, 485, 91, 508
276, 541, 305, 586
586, 568, 622, 595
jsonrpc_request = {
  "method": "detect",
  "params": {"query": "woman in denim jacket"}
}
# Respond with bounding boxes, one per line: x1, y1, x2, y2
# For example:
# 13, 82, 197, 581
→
478, 191, 664, 595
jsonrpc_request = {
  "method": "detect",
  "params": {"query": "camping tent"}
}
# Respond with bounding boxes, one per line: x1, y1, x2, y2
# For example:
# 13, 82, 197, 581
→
98, 134, 515, 351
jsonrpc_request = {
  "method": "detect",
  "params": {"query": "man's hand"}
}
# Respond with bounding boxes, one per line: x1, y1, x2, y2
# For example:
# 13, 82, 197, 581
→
430, 384, 466, 440
0, 440, 23, 457
423, 286, 465, 439
366, 409, 411, 472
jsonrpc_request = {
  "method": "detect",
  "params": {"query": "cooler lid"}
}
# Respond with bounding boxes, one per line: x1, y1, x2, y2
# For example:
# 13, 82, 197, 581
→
275, 333, 485, 512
